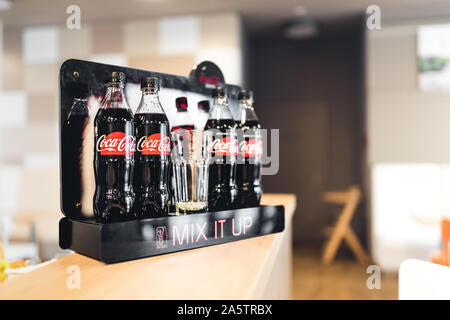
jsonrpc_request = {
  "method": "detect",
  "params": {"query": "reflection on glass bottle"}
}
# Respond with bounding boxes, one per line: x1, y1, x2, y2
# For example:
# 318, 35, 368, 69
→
62, 98, 89, 219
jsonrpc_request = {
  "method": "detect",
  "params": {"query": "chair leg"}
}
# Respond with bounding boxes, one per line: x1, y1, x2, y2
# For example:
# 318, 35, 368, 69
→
322, 227, 346, 265
344, 228, 370, 266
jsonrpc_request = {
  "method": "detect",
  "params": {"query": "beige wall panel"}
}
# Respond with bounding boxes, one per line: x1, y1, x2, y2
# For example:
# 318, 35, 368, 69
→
17, 168, 59, 212
368, 90, 450, 163
200, 13, 241, 50
367, 25, 450, 163
27, 93, 58, 123
0, 124, 58, 155
124, 20, 157, 56
367, 26, 417, 91
3, 26, 24, 91
128, 54, 195, 76
60, 24, 92, 60
24, 64, 58, 94
92, 22, 123, 54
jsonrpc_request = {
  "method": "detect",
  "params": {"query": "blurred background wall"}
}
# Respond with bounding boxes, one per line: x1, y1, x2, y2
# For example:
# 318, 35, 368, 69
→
1, 0, 450, 275
366, 19, 450, 270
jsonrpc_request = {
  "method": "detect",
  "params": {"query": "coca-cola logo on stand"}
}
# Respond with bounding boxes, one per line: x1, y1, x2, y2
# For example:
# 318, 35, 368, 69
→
96, 132, 135, 155
137, 133, 170, 155
189, 61, 225, 89
240, 138, 263, 158
155, 226, 168, 249
199, 73, 220, 86
209, 136, 238, 156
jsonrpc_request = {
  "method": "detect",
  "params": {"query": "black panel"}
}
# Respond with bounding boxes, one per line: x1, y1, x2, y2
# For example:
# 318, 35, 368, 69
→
59, 205, 284, 264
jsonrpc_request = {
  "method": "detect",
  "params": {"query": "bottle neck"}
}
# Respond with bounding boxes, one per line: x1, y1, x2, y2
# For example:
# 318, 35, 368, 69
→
102, 84, 128, 109
210, 96, 233, 120
136, 88, 164, 114
239, 98, 258, 124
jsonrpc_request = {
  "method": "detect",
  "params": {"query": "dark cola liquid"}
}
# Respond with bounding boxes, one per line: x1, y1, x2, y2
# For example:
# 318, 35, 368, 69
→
236, 120, 262, 208
94, 108, 135, 222
205, 118, 238, 211
62, 114, 88, 219
134, 113, 170, 218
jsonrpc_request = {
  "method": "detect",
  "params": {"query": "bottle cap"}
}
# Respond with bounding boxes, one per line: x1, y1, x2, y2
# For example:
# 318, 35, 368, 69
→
105, 71, 125, 84
197, 100, 210, 113
238, 89, 252, 100
176, 97, 188, 112
212, 86, 226, 98
141, 76, 159, 90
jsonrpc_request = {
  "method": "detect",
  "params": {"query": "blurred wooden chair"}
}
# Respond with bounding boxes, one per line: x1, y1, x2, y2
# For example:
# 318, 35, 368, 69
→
322, 185, 370, 265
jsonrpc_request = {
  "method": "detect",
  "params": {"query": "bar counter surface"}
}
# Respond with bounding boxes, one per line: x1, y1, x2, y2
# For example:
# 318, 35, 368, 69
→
0, 193, 296, 300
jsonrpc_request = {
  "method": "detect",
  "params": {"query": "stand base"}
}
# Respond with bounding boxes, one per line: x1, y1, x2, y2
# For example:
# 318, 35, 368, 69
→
59, 205, 285, 264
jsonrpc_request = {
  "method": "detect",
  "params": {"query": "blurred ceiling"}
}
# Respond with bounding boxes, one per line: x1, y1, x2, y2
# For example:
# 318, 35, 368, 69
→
1, 0, 450, 32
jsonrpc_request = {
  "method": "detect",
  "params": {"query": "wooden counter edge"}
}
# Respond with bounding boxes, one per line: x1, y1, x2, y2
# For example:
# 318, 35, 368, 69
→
247, 194, 297, 299
0, 193, 297, 299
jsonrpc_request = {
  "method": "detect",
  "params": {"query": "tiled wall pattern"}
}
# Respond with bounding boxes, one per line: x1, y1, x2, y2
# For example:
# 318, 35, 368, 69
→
0, 13, 243, 228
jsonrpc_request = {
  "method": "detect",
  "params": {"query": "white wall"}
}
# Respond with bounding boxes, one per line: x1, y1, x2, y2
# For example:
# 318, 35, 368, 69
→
367, 25, 450, 163
366, 21, 450, 271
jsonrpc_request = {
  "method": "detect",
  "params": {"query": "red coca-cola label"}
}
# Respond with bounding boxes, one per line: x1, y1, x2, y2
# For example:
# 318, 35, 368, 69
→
137, 133, 170, 155
96, 132, 135, 155
209, 136, 238, 156
199, 73, 220, 85
240, 138, 263, 157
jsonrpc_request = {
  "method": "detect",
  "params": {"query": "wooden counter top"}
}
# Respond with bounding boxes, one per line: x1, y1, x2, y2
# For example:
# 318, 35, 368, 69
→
0, 194, 296, 300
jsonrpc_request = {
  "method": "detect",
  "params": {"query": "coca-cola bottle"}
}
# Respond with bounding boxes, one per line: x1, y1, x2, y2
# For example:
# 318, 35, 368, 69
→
94, 71, 135, 222
134, 77, 170, 218
236, 89, 263, 208
205, 87, 238, 211
197, 100, 210, 129
61, 97, 89, 219
171, 97, 194, 132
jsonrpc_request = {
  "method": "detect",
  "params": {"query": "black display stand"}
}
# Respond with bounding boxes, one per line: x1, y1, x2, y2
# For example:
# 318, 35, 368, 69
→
60, 205, 284, 263
59, 59, 284, 264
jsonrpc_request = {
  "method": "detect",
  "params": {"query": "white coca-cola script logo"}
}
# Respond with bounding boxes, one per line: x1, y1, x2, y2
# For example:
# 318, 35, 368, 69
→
209, 136, 238, 156
96, 132, 135, 155
239, 138, 263, 157
137, 133, 170, 155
